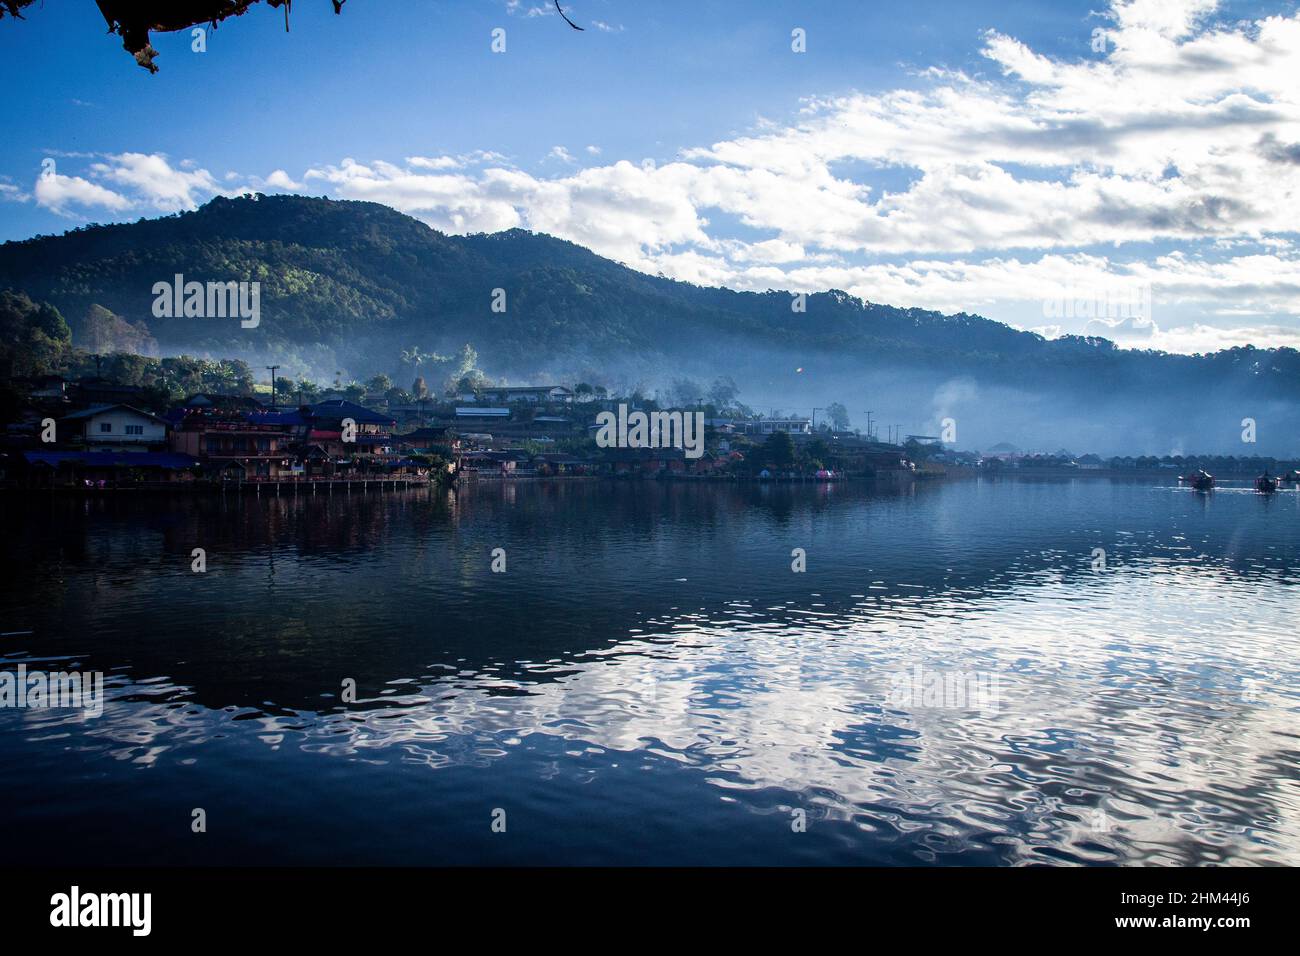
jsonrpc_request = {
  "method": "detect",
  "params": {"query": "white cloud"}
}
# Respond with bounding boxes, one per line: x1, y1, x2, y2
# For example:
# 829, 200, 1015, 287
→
406, 155, 462, 171
1084, 314, 1159, 340
505, 2, 555, 19
20, 0, 1300, 354
262, 169, 303, 190
34, 172, 132, 215
1138, 321, 1300, 352
88, 152, 222, 212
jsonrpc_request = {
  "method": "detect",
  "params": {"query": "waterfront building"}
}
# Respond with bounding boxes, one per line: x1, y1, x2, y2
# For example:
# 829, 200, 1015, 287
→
60, 404, 169, 453
167, 397, 300, 481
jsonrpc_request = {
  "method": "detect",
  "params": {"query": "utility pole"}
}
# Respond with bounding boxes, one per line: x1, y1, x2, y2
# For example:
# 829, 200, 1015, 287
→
266, 365, 280, 407
865, 410, 874, 442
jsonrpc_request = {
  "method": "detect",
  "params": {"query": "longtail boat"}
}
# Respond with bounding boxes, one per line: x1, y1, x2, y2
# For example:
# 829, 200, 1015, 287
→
1180, 469, 1214, 491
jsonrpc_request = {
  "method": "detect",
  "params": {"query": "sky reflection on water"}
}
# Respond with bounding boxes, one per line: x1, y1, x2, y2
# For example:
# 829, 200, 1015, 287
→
1, 478, 1297, 865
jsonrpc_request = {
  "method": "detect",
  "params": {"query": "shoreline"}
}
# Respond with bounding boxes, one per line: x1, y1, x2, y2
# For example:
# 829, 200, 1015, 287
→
4, 470, 1291, 495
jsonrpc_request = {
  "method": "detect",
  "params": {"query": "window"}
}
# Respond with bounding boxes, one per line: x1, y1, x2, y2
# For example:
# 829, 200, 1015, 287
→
125, 425, 143, 435
100, 422, 112, 433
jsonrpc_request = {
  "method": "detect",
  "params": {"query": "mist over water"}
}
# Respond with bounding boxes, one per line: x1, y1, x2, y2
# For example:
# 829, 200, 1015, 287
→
1, 478, 1297, 865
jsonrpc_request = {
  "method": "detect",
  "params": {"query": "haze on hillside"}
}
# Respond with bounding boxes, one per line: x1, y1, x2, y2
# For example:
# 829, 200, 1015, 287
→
2, 195, 1296, 456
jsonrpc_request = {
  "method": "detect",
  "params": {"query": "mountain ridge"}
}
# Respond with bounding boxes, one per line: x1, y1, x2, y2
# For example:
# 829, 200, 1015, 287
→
0, 193, 1218, 371
1, 194, 1297, 453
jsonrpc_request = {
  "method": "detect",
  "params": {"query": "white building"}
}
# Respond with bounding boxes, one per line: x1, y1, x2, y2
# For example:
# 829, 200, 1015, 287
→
744, 418, 813, 436
61, 404, 169, 452
464, 386, 574, 405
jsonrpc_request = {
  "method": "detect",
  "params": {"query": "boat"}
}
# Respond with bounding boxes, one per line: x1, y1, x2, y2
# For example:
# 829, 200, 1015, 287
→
1255, 472, 1278, 493
1278, 469, 1300, 486
1180, 469, 1214, 491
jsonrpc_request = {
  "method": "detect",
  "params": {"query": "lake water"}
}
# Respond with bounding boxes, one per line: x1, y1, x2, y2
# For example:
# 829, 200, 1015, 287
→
2, 477, 1298, 865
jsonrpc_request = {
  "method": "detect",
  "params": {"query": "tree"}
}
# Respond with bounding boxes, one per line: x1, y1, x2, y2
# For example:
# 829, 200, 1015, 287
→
454, 371, 488, 395
669, 377, 704, 407
101, 352, 154, 387
454, 343, 479, 379
763, 431, 796, 468
0, 289, 71, 378
293, 378, 322, 404
826, 402, 850, 430
365, 373, 392, 394
82, 303, 157, 356
708, 376, 739, 410
446, 344, 488, 395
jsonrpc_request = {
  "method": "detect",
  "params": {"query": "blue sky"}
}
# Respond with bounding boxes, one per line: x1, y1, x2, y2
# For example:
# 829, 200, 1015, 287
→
2, 0, 1299, 353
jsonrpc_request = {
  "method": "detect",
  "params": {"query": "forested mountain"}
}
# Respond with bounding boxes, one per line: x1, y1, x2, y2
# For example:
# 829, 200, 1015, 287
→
1, 193, 1297, 453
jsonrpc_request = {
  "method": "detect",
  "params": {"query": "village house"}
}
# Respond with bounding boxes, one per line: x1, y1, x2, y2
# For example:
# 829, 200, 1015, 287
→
60, 404, 169, 453
454, 407, 511, 426
532, 452, 593, 476
459, 449, 531, 476
464, 385, 574, 405
293, 400, 396, 479
690, 451, 735, 475
18, 374, 71, 403
167, 395, 300, 481
165, 396, 401, 481
389, 426, 459, 455
740, 418, 813, 436
72, 376, 147, 407
601, 447, 689, 476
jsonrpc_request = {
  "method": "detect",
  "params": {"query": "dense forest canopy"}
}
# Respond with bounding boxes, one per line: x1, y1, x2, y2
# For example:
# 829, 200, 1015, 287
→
1, 193, 1293, 382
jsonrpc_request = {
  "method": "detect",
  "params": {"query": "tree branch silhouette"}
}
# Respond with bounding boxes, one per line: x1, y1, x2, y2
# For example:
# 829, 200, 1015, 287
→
555, 2, 584, 32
